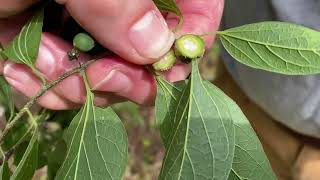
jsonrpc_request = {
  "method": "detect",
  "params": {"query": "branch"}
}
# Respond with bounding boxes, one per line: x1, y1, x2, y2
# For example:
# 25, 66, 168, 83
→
0, 59, 97, 144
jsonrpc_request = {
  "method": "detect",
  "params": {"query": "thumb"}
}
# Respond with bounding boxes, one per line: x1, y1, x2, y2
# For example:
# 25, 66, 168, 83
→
56, 0, 175, 65
0, 0, 39, 18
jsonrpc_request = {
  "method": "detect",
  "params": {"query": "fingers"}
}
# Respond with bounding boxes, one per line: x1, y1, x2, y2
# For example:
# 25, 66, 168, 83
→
0, 13, 32, 44
56, 0, 175, 65
167, 0, 224, 45
3, 62, 77, 110
3, 33, 156, 109
163, 0, 225, 82
0, 0, 39, 18
0, 12, 34, 76
162, 63, 192, 82
86, 57, 156, 105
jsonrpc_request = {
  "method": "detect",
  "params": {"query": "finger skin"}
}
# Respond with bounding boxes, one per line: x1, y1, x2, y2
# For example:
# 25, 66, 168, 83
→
0, 0, 39, 18
3, 33, 156, 109
38, 33, 156, 105
86, 57, 156, 105
168, 0, 224, 44
57, 0, 175, 65
3, 62, 77, 110
35, 32, 88, 104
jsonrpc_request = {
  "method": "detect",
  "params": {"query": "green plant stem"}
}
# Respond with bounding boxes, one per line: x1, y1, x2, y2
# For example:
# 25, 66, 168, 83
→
0, 59, 96, 145
81, 70, 90, 92
0, 146, 4, 160
30, 66, 47, 85
199, 31, 218, 37
173, 17, 184, 33
26, 109, 37, 127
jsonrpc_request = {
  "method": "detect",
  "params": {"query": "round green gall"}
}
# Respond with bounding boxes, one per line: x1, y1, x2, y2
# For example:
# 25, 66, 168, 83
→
174, 34, 205, 60
73, 33, 95, 52
152, 50, 176, 71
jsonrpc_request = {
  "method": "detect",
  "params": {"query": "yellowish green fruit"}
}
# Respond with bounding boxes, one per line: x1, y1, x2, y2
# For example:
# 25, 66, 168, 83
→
175, 34, 205, 60
152, 50, 176, 71
73, 33, 95, 52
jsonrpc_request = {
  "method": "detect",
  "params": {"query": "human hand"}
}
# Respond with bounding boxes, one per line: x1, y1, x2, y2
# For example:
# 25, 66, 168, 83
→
0, 0, 224, 110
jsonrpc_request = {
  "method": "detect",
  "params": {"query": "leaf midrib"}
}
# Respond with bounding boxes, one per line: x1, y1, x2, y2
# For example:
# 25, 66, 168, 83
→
221, 36, 320, 73
159, 78, 190, 177
60, 94, 90, 180
219, 33, 320, 51
161, 98, 189, 179
74, 95, 91, 180
176, 74, 193, 180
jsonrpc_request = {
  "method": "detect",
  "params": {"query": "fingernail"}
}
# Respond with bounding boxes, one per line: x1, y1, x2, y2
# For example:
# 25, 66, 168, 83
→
3, 63, 37, 95
129, 10, 175, 59
92, 70, 132, 92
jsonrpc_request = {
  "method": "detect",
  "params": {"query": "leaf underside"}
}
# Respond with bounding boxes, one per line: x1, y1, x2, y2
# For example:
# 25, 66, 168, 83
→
3, 7, 44, 66
55, 90, 128, 180
156, 61, 276, 179
219, 21, 320, 75
202, 82, 276, 180
155, 77, 186, 148
158, 61, 235, 180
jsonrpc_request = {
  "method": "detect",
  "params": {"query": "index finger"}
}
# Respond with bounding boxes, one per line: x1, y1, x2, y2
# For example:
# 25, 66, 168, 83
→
0, 0, 39, 18
167, 0, 224, 46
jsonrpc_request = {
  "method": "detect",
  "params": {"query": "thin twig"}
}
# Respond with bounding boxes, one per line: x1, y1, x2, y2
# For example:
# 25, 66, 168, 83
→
30, 66, 47, 85
0, 59, 97, 144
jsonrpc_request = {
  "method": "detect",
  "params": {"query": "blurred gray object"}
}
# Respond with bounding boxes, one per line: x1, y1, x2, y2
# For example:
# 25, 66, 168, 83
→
221, 0, 320, 138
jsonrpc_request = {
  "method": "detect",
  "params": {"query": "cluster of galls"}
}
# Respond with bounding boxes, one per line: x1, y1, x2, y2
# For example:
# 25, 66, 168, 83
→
152, 34, 205, 71
68, 32, 205, 72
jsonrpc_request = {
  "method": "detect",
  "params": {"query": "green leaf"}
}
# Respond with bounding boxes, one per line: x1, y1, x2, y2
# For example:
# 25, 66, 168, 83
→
159, 61, 235, 180
202, 82, 276, 180
2, 121, 31, 151
0, 76, 15, 121
13, 142, 29, 166
154, 0, 183, 31
10, 128, 39, 180
0, 161, 10, 180
155, 77, 186, 148
55, 90, 128, 180
219, 21, 320, 75
3, 7, 44, 66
